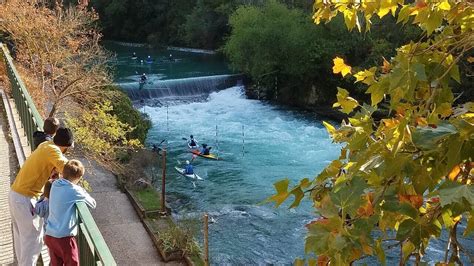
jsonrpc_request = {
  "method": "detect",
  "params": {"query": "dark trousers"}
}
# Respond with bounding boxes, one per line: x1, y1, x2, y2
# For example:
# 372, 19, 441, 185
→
44, 235, 80, 266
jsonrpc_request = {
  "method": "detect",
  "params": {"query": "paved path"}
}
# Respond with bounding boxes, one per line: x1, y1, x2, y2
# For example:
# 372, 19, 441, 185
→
81, 157, 184, 266
0, 96, 17, 265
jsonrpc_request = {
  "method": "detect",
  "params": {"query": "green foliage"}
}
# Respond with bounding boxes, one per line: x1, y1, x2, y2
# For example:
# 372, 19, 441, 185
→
66, 100, 142, 157
104, 85, 151, 144
133, 188, 161, 211
157, 222, 201, 256
223, 1, 421, 104
270, 0, 474, 264
181, 0, 237, 49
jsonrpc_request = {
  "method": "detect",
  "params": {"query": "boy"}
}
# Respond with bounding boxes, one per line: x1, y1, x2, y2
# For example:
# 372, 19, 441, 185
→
33, 117, 60, 150
45, 160, 96, 266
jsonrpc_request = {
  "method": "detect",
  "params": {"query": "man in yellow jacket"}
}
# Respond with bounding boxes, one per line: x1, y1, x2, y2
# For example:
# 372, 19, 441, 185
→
9, 127, 73, 266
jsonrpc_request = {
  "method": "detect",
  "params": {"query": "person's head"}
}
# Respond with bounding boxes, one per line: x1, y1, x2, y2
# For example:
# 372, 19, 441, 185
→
43, 179, 53, 199
63, 160, 85, 184
186, 160, 190, 165
142, 73, 146, 76
53, 127, 74, 153
190, 135, 193, 139
202, 144, 207, 148
147, 55, 151, 58
43, 117, 60, 135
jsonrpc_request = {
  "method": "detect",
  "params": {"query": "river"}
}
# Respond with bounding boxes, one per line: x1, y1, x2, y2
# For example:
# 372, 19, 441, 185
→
106, 42, 474, 265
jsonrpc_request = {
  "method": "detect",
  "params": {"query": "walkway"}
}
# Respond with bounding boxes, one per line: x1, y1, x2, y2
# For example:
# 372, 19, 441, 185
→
81, 157, 183, 265
0, 93, 16, 265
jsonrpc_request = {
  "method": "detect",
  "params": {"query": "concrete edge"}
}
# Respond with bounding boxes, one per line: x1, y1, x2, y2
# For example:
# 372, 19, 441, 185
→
0, 89, 25, 166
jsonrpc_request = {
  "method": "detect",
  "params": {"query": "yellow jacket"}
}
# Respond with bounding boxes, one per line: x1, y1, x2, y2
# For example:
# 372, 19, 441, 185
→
11, 141, 68, 198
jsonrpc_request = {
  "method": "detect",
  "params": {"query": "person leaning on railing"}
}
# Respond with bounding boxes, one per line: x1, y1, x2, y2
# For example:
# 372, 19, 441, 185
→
8, 127, 74, 266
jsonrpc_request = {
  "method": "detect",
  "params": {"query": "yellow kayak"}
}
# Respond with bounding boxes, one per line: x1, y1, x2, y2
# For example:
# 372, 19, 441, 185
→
191, 150, 219, 160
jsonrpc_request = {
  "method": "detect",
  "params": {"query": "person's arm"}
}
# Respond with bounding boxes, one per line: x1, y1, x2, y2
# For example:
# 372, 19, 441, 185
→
49, 147, 68, 173
34, 199, 48, 218
73, 185, 97, 209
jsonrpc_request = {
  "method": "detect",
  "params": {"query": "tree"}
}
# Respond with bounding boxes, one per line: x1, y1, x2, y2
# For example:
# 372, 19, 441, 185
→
0, 0, 145, 159
269, 0, 473, 264
0, 0, 111, 117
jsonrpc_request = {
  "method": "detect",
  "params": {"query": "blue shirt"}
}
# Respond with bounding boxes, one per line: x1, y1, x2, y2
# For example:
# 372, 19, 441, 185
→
185, 164, 194, 174
46, 179, 96, 238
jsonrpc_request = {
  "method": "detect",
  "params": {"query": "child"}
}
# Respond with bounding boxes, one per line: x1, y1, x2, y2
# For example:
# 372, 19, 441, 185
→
44, 160, 96, 266
34, 180, 53, 228
33, 117, 60, 150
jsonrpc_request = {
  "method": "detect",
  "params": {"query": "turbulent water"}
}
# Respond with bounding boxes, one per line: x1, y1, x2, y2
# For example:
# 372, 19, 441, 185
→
145, 87, 338, 264
108, 43, 474, 265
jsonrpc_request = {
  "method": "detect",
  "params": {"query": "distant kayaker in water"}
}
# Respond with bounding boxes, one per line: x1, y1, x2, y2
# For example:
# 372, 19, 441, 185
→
184, 160, 194, 175
200, 144, 212, 155
140, 73, 147, 83
131, 52, 137, 60
189, 135, 198, 147
146, 55, 153, 63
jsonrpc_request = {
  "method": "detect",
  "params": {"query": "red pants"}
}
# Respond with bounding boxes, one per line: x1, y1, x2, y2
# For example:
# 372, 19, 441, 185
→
44, 235, 80, 266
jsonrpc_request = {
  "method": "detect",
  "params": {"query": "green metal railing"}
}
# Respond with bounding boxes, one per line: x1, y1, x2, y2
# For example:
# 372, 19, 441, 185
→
0, 43, 43, 147
0, 43, 116, 265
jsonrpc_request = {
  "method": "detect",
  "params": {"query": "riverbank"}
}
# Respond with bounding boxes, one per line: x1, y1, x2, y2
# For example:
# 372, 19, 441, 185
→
244, 85, 347, 122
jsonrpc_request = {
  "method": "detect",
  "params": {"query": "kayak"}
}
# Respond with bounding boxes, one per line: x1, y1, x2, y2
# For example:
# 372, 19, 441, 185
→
191, 150, 219, 160
175, 166, 202, 180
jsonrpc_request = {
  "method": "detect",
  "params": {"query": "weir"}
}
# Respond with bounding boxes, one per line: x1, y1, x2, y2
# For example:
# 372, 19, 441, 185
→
121, 74, 243, 100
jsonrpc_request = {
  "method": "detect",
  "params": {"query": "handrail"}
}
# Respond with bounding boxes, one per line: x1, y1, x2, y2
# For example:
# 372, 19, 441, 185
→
0, 42, 116, 265
77, 202, 116, 265
0, 43, 43, 147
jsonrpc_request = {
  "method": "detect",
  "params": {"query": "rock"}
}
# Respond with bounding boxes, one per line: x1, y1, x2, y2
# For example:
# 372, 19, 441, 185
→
133, 178, 151, 189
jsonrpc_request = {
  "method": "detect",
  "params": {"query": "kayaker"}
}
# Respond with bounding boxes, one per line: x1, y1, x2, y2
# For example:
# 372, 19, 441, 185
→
146, 55, 152, 63
132, 52, 137, 60
200, 144, 212, 155
184, 160, 194, 175
140, 73, 147, 83
189, 135, 198, 147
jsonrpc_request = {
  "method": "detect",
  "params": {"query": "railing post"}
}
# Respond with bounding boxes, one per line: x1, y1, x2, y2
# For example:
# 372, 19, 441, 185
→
161, 149, 167, 214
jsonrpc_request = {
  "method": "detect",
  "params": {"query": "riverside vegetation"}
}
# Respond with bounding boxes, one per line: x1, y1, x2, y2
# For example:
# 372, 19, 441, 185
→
0, 0, 150, 163
269, 1, 474, 265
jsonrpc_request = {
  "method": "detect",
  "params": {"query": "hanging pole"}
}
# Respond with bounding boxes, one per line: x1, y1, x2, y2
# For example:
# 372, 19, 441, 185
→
203, 213, 209, 266
215, 124, 219, 160
166, 104, 169, 132
242, 125, 245, 157
161, 149, 167, 214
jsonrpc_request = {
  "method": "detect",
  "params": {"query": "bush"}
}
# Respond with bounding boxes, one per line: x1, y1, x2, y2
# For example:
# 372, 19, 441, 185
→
104, 85, 152, 144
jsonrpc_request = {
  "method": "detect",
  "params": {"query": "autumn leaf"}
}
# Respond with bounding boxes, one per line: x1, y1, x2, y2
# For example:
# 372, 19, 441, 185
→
333, 88, 359, 114
332, 57, 352, 77
448, 165, 461, 181
381, 57, 391, 73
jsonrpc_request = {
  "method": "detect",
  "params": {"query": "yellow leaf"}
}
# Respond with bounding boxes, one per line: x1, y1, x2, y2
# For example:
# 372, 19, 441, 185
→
448, 165, 461, 181
343, 8, 357, 30
332, 57, 352, 77
335, 87, 359, 114
378, 0, 398, 18
437, 1, 451, 11
323, 121, 336, 135
467, 56, 474, 63
436, 103, 453, 118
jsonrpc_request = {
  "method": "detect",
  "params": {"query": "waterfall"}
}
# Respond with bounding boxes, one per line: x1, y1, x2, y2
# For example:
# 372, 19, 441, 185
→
120, 74, 243, 101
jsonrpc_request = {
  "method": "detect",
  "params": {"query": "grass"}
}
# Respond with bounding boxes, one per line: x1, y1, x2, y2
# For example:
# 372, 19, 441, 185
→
132, 188, 161, 210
